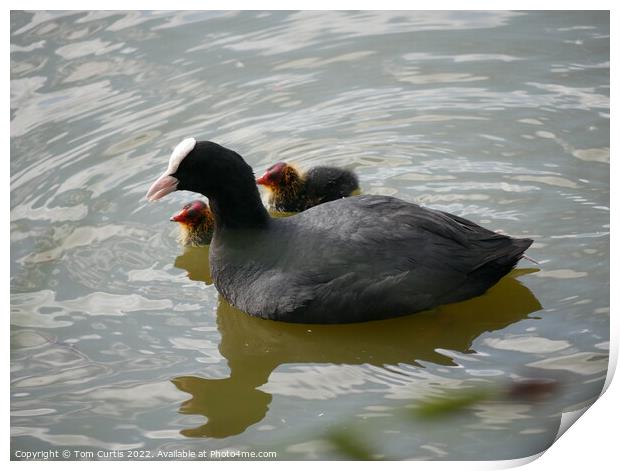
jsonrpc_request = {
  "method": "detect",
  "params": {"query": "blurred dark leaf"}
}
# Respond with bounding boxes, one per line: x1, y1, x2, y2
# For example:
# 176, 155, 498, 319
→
414, 389, 493, 419
326, 428, 379, 461
506, 378, 559, 402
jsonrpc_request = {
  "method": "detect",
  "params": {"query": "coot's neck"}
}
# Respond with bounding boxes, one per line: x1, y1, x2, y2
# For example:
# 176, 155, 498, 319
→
207, 184, 271, 231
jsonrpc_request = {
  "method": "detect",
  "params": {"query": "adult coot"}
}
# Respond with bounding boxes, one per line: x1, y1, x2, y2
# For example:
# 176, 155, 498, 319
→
256, 161, 359, 212
170, 200, 214, 246
146, 138, 533, 324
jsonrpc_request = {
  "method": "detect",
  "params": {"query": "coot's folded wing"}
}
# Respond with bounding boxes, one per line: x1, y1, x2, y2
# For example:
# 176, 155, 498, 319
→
262, 195, 532, 322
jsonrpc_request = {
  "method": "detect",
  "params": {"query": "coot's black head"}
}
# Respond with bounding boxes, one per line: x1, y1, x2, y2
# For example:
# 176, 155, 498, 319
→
147, 139, 269, 230
146, 139, 256, 201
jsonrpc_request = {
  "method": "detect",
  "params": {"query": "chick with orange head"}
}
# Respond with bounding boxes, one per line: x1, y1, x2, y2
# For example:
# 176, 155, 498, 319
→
256, 162, 359, 213
170, 200, 214, 247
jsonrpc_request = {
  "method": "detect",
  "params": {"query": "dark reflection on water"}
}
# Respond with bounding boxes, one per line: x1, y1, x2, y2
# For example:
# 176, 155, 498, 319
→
174, 246, 212, 284
172, 270, 541, 438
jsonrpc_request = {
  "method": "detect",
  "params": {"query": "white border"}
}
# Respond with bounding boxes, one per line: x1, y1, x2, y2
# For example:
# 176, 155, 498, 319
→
6, 4, 615, 470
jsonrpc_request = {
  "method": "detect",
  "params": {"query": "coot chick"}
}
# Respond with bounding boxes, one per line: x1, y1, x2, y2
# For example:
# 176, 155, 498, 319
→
146, 138, 534, 324
170, 200, 214, 246
256, 162, 359, 212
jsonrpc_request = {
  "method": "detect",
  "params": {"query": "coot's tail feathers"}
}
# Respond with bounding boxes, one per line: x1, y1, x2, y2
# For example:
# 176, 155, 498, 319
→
440, 237, 533, 305
480, 237, 533, 274
521, 253, 540, 265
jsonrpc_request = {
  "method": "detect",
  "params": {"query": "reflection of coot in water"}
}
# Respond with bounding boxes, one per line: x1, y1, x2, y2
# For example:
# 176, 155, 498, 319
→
146, 139, 534, 323
171, 270, 541, 438
174, 246, 212, 285
172, 373, 271, 439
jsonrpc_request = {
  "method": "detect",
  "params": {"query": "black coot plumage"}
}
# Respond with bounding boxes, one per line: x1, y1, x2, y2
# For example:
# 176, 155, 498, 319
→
256, 162, 359, 212
146, 139, 534, 324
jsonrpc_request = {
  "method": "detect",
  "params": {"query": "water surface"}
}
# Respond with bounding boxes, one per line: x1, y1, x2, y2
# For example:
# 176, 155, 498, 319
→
11, 10, 609, 460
